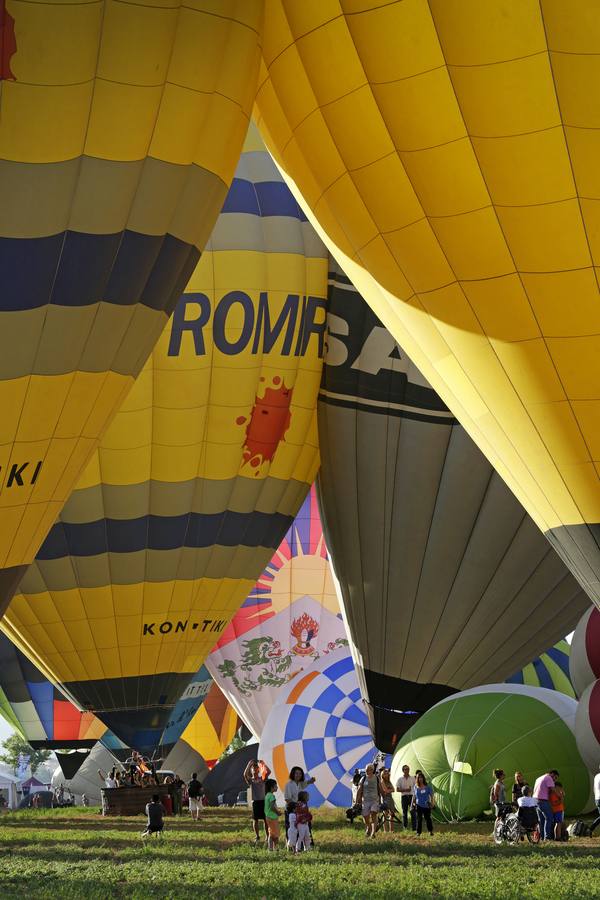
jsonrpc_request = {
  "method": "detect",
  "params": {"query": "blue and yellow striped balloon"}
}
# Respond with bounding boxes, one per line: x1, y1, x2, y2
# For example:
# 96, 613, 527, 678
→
0, 0, 263, 612
3, 124, 328, 750
506, 639, 575, 698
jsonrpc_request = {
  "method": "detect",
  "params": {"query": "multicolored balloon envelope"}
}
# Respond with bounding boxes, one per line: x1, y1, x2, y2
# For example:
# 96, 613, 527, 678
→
3, 124, 328, 750
570, 606, 600, 698
506, 639, 575, 698
317, 264, 589, 751
177, 682, 242, 769
0, 0, 264, 612
258, 648, 390, 808
0, 632, 104, 750
256, 1, 600, 605
391, 684, 594, 822
98, 664, 212, 757
206, 485, 348, 737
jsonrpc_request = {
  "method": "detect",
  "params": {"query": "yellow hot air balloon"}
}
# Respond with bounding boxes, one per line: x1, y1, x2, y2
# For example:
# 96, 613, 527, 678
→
255, 0, 600, 604
3, 125, 328, 750
0, 0, 263, 611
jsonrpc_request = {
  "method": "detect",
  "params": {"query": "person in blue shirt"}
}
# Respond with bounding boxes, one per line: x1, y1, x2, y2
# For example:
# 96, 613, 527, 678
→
412, 772, 435, 836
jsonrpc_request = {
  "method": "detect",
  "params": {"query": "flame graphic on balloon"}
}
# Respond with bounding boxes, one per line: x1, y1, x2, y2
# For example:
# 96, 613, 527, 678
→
236, 376, 293, 475
0, 0, 16, 81
290, 612, 319, 656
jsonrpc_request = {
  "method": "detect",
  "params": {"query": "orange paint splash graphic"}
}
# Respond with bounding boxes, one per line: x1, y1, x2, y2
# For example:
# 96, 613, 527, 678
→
236, 376, 293, 475
0, 0, 16, 81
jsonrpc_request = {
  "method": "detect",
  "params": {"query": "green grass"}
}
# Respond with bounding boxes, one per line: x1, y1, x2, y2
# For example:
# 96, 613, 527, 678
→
0, 807, 599, 899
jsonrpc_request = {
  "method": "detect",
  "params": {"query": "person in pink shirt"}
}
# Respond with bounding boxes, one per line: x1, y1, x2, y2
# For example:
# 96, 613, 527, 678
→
533, 769, 559, 841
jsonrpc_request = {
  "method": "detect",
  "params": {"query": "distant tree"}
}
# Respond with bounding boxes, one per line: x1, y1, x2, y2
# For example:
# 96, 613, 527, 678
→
0, 733, 51, 775
217, 733, 247, 763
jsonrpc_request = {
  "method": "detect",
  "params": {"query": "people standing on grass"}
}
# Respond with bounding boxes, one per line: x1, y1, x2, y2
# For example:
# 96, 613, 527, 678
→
533, 768, 559, 841
512, 771, 528, 804
286, 801, 298, 850
379, 768, 396, 832
395, 764, 416, 831
187, 772, 204, 822
549, 780, 566, 841
294, 791, 313, 852
284, 766, 316, 845
243, 758, 271, 844
264, 778, 282, 850
490, 769, 507, 826
413, 772, 435, 836
356, 763, 382, 838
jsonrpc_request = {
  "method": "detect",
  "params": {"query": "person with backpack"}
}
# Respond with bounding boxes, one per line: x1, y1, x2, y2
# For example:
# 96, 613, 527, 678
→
412, 772, 435, 836
356, 763, 382, 838
187, 772, 204, 822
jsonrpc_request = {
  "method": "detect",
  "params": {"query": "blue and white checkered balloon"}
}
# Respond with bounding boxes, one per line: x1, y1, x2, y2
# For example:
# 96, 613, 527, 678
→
258, 648, 390, 807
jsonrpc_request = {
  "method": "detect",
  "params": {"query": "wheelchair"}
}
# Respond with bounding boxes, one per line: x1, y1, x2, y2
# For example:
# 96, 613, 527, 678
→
493, 804, 540, 845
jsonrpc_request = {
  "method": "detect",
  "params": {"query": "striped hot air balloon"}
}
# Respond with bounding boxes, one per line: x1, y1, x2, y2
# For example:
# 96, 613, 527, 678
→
3, 124, 328, 752
506, 639, 575, 698
0, 632, 105, 750
0, 0, 264, 613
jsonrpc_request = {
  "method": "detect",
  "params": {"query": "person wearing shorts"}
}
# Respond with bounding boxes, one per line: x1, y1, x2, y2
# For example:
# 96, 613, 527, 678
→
356, 764, 382, 838
550, 782, 566, 841
243, 758, 271, 843
264, 779, 281, 850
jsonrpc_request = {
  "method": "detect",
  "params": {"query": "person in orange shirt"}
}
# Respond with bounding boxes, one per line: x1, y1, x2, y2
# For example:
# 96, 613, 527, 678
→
549, 781, 566, 841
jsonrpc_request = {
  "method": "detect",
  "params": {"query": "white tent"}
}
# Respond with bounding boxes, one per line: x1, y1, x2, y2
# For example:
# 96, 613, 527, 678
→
0, 770, 20, 809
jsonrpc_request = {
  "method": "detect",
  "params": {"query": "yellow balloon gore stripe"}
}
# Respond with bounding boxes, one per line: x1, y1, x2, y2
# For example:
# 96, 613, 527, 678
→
6, 576, 256, 683
255, 0, 600, 601
5, 126, 329, 702
0, 370, 132, 568
2, 0, 262, 175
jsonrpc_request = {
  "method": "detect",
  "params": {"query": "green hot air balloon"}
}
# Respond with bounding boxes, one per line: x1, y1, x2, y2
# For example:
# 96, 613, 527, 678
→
391, 684, 594, 822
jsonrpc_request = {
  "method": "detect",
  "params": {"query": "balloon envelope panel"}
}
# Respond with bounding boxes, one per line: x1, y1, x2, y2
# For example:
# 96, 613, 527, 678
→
317, 263, 588, 750
570, 606, 600, 698
0, 631, 105, 749
391, 684, 592, 821
258, 648, 390, 808
206, 485, 348, 737
5, 125, 328, 749
180, 682, 241, 768
256, 0, 600, 604
0, 0, 264, 608
574, 679, 600, 772
506, 639, 575, 698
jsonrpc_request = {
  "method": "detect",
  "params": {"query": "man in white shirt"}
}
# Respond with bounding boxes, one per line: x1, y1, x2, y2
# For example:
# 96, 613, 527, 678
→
98, 767, 117, 789
590, 766, 600, 835
395, 764, 416, 831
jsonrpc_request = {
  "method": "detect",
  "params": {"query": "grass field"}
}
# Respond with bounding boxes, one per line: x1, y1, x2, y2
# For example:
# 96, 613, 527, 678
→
0, 807, 599, 899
